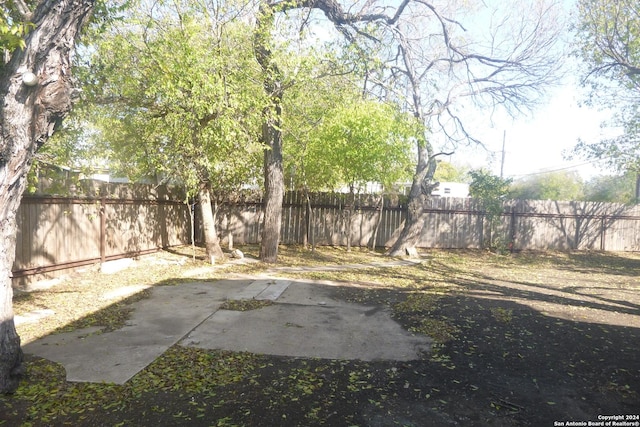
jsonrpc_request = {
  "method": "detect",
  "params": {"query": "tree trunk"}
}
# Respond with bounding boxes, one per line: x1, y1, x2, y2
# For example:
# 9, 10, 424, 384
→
189, 201, 196, 261
387, 32, 440, 257
226, 213, 234, 251
302, 194, 309, 249
0, 0, 96, 394
198, 184, 224, 263
0, 202, 24, 394
259, 121, 284, 263
251, 0, 409, 262
305, 190, 316, 251
370, 193, 384, 251
387, 192, 428, 256
345, 187, 355, 252
254, 3, 285, 263
387, 141, 438, 257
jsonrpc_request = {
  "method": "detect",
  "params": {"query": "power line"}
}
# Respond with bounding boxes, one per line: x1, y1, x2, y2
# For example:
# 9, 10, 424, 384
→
507, 158, 606, 178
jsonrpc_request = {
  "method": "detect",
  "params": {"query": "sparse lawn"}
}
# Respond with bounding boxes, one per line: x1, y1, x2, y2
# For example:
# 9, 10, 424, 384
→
3, 246, 640, 426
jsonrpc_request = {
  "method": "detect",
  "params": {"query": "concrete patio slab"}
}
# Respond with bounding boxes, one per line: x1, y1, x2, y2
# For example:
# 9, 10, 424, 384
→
23, 273, 432, 385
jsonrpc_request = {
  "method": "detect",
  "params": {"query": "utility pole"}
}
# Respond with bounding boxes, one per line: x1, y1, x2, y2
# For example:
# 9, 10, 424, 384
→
500, 130, 506, 178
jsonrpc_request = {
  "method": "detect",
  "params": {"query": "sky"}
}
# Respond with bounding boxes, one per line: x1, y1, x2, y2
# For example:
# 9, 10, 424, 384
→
304, 0, 621, 183
447, 81, 621, 181
443, 0, 623, 182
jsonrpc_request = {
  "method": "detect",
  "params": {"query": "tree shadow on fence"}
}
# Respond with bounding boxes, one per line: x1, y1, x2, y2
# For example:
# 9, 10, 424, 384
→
13, 198, 101, 288
14, 196, 191, 289
513, 200, 631, 251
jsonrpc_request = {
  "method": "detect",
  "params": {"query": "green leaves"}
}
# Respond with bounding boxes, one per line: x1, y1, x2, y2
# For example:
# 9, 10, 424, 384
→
0, 10, 33, 51
509, 171, 585, 201
289, 97, 415, 192
468, 169, 513, 250
468, 169, 512, 202
219, 299, 274, 311
573, 0, 640, 175
68, 1, 265, 197
576, 0, 640, 82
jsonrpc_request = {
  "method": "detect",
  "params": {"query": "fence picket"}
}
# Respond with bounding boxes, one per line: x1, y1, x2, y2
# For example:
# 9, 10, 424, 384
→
14, 189, 640, 287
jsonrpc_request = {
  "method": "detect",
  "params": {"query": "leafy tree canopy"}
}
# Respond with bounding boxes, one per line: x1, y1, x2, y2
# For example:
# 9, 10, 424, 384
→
433, 161, 468, 183
584, 170, 638, 204
575, 0, 640, 94
509, 171, 585, 201
0, 7, 32, 51
571, 0, 640, 174
468, 168, 513, 250
468, 169, 512, 201
289, 97, 415, 192
58, 0, 265, 198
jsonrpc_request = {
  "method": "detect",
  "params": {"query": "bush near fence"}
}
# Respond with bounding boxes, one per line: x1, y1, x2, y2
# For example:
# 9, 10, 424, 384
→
13, 187, 640, 287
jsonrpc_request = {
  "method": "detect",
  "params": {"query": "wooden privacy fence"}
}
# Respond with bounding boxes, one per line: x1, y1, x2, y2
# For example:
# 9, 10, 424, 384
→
213, 192, 640, 252
12, 183, 191, 288
13, 188, 640, 287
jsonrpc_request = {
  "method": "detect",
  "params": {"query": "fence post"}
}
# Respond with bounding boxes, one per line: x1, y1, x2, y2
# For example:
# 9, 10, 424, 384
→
600, 216, 606, 251
509, 207, 516, 253
478, 208, 485, 249
100, 197, 106, 264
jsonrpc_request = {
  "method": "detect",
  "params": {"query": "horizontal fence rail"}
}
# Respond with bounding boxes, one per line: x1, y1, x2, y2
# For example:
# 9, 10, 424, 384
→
12, 185, 191, 288
14, 187, 640, 288
212, 192, 640, 252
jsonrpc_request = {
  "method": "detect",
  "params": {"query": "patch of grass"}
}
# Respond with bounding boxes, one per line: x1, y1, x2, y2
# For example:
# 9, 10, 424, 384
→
286, 262, 454, 291
12, 290, 35, 304
220, 299, 274, 311
490, 307, 514, 323
394, 292, 441, 314
15, 249, 217, 343
273, 245, 387, 267
7, 348, 263, 425
135, 347, 262, 393
409, 318, 460, 343
57, 289, 153, 334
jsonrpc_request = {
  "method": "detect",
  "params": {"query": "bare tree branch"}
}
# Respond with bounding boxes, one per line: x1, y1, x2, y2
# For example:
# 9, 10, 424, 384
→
3, 0, 33, 20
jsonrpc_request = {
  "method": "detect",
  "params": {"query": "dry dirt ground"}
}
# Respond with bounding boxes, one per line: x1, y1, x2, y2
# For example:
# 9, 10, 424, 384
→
2, 246, 639, 427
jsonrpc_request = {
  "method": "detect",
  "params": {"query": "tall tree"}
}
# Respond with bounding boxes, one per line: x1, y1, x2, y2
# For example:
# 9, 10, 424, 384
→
571, 0, 640, 199
72, 0, 264, 261
258, 0, 562, 257
253, 0, 411, 262
317, 100, 414, 251
289, 97, 415, 250
0, 0, 96, 394
282, 61, 363, 249
254, 1, 285, 262
381, 0, 564, 255
253, 0, 563, 260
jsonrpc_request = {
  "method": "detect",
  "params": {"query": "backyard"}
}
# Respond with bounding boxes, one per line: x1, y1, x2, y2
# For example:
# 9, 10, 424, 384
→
2, 246, 640, 426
